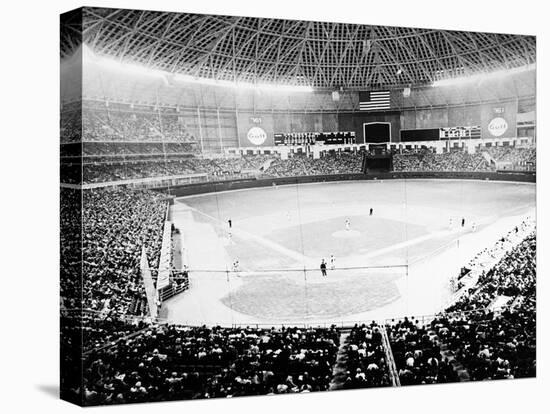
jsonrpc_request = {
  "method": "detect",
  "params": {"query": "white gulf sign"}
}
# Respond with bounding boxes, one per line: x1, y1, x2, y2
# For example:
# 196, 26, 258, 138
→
488, 117, 508, 137
247, 126, 267, 145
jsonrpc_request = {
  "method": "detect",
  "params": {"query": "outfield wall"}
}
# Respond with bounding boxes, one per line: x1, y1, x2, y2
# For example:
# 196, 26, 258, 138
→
158, 171, 535, 198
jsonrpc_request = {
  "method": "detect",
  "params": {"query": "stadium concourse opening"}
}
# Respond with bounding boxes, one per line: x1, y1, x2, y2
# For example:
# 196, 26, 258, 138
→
60, 7, 536, 406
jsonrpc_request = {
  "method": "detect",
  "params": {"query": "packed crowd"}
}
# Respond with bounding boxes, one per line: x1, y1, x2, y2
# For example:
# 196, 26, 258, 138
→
81, 155, 269, 184
393, 150, 493, 172
83, 313, 150, 353
387, 317, 459, 385
61, 311, 151, 353
81, 188, 168, 315
72, 147, 536, 186
82, 160, 197, 183
263, 152, 363, 178
80, 324, 340, 404
387, 231, 536, 384
62, 187, 536, 402
447, 230, 535, 312
60, 187, 82, 309
81, 101, 197, 143
430, 304, 535, 381
60, 102, 82, 143
484, 146, 536, 169
61, 137, 536, 403
450, 219, 534, 295
342, 323, 391, 389
81, 142, 197, 156
76, 151, 365, 185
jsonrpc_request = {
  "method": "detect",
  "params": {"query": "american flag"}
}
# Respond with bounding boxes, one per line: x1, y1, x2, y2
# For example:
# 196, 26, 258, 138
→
359, 90, 391, 111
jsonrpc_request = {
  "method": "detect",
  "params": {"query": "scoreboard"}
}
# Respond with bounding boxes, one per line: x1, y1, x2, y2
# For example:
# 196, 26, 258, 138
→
401, 125, 482, 142
439, 126, 481, 140
274, 131, 356, 146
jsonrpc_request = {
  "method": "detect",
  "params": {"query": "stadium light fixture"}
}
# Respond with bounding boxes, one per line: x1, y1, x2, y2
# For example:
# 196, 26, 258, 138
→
238, 81, 314, 93
173, 73, 227, 87
84, 44, 171, 80
432, 64, 535, 87
173, 73, 314, 92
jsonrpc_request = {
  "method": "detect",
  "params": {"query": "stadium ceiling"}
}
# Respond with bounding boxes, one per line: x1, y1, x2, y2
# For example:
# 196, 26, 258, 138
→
64, 8, 536, 90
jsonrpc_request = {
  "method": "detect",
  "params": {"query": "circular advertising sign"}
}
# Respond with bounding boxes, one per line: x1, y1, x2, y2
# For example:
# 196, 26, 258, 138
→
488, 117, 508, 137
247, 126, 267, 145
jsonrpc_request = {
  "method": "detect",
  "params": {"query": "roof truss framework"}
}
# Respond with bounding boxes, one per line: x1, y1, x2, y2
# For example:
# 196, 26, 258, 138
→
75, 8, 536, 90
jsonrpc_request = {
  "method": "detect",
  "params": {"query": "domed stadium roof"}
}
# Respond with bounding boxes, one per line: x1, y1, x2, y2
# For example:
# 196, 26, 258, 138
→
62, 7, 536, 90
